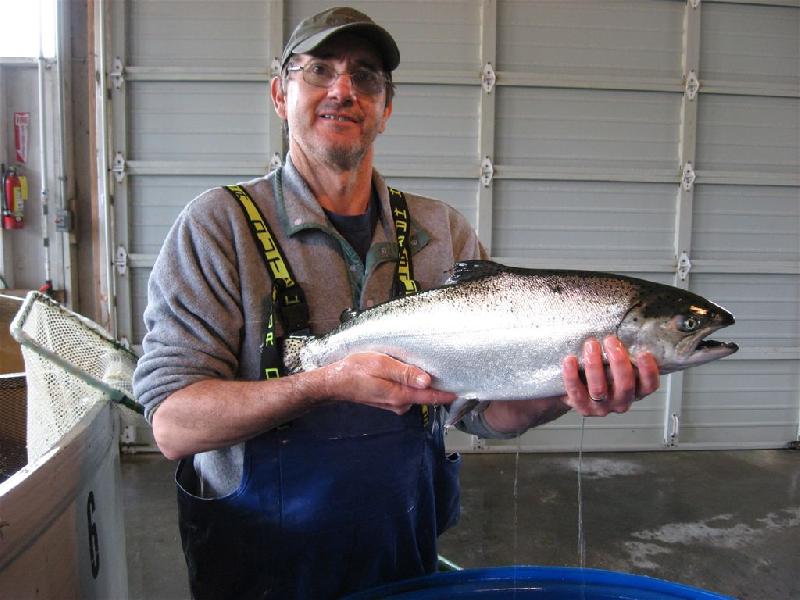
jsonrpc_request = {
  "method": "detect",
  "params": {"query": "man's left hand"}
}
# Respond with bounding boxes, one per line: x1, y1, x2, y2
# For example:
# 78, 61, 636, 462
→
562, 335, 660, 417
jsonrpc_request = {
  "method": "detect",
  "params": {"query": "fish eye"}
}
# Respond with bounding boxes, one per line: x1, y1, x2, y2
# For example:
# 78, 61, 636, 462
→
679, 316, 701, 332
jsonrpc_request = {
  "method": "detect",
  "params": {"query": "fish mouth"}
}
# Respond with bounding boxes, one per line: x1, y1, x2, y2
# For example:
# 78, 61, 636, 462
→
678, 331, 739, 366
693, 338, 739, 358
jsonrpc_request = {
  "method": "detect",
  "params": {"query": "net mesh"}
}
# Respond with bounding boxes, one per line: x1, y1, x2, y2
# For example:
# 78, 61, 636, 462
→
10, 292, 140, 464
0, 295, 26, 483
0, 374, 26, 484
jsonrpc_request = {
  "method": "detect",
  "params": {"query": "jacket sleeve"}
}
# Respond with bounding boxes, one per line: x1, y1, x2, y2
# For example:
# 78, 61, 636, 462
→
132, 190, 245, 423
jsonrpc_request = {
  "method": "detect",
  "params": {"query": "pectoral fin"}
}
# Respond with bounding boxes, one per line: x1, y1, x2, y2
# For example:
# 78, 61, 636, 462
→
445, 396, 489, 428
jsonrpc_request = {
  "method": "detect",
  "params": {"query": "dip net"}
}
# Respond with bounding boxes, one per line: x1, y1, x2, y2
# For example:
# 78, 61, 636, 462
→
9, 291, 141, 465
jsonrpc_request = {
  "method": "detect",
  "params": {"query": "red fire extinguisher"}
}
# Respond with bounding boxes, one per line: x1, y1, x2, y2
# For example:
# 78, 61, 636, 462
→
2, 165, 27, 229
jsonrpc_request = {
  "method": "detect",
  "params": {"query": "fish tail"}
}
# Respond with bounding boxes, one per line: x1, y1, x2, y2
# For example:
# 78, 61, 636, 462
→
282, 334, 315, 374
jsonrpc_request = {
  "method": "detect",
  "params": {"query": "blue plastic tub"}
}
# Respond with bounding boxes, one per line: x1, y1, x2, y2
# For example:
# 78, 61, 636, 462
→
344, 566, 734, 599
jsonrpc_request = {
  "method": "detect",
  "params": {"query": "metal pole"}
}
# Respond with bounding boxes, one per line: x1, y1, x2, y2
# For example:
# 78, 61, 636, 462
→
94, 0, 118, 335
37, 0, 52, 292
55, 0, 74, 304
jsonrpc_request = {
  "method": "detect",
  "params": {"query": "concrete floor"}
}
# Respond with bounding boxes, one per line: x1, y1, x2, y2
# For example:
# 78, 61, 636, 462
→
121, 449, 800, 599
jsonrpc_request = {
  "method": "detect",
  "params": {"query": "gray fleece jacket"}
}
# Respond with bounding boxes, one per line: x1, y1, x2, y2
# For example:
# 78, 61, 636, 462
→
133, 155, 503, 496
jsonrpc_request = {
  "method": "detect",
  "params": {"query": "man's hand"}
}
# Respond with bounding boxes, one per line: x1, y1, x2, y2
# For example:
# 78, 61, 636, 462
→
319, 352, 456, 415
562, 335, 660, 417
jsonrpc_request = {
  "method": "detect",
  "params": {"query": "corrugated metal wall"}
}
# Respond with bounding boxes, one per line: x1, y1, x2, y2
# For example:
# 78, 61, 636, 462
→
100, 0, 799, 451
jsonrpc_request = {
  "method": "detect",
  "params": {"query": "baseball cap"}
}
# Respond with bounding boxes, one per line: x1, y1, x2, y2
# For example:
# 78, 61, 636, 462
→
280, 7, 400, 72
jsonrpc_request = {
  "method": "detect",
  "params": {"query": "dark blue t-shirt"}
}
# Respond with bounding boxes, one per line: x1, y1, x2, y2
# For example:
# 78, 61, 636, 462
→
323, 190, 379, 265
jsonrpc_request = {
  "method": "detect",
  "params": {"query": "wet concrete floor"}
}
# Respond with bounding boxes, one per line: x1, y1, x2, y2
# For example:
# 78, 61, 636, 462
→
122, 449, 799, 599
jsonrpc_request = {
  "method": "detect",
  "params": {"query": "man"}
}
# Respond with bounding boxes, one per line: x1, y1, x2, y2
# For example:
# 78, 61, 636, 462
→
133, 7, 660, 599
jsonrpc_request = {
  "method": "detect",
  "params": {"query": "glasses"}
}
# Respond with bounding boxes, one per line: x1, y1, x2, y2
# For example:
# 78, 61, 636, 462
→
286, 61, 388, 96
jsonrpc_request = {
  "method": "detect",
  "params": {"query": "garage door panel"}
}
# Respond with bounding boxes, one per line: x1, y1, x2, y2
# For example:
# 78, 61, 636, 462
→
383, 177, 478, 231
679, 423, 797, 448
696, 95, 800, 174
497, 0, 683, 79
492, 181, 674, 262
690, 274, 799, 350
681, 359, 799, 447
496, 88, 680, 170
692, 185, 800, 264
376, 85, 480, 168
701, 2, 800, 89
490, 395, 669, 452
130, 175, 244, 254
129, 81, 270, 161
287, 0, 481, 72
129, 0, 271, 68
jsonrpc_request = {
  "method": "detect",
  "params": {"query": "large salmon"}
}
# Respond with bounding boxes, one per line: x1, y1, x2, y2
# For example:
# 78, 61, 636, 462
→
284, 260, 738, 421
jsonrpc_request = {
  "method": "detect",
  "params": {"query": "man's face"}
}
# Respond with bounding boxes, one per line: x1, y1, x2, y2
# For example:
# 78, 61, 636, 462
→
271, 34, 393, 172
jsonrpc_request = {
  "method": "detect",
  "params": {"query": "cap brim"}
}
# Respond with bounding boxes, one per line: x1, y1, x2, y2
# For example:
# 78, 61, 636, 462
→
288, 22, 400, 72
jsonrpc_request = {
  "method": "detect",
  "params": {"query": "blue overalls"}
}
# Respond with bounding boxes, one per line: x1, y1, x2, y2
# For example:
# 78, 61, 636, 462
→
175, 182, 461, 599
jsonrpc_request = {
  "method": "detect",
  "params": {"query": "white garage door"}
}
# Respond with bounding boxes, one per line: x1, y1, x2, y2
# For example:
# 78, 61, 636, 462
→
99, 0, 799, 451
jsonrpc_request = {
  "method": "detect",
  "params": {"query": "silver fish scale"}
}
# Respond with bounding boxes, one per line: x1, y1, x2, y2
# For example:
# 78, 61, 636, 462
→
300, 271, 642, 401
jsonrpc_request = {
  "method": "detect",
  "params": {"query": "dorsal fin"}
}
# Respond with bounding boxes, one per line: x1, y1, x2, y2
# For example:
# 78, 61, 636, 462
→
445, 260, 506, 285
339, 308, 360, 324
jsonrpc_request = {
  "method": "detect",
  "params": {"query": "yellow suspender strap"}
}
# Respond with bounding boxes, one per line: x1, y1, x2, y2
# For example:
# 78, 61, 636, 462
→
224, 184, 309, 380
226, 184, 295, 288
387, 186, 428, 426
387, 186, 420, 297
